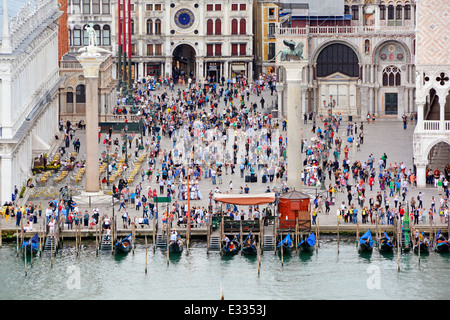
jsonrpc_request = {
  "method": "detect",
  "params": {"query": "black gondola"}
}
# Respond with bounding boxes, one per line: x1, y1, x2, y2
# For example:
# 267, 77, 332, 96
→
221, 234, 241, 256
434, 230, 450, 253
379, 232, 394, 253
22, 234, 40, 256
169, 238, 184, 254
358, 229, 373, 253
242, 233, 257, 256
413, 232, 429, 255
115, 233, 132, 254
277, 234, 294, 254
298, 233, 315, 253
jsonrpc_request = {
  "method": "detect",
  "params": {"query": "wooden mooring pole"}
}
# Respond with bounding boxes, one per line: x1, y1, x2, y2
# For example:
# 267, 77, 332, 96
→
145, 235, 148, 275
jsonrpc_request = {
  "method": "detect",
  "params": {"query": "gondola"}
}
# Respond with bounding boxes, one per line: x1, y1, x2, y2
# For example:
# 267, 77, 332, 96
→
379, 232, 394, 253
241, 233, 257, 256
22, 234, 40, 256
221, 234, 241, 256
277, 234, 294, 254
298, 233, 315, 253
169, 238, 184, 254
358, 229, 373, 253
413, 232, 429, 255
434, 230, 450, 253
115, 233, 132, 254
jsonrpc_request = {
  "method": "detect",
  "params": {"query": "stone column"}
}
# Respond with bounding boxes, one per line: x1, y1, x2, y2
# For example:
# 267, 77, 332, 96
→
1, 155, 13, 204
439, 94, 446, 131
279, 61, 307, 191
275, 83, 284, 118
77, 53, 109, 193
416, 162, 427, 188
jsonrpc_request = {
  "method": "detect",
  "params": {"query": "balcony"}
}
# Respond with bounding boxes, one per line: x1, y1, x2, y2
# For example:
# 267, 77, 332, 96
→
422, 120, 450, 132
276, 25, 415, 36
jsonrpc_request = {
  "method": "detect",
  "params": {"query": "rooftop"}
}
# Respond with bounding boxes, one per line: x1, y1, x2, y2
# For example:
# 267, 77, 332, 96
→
0, 0, 32, 43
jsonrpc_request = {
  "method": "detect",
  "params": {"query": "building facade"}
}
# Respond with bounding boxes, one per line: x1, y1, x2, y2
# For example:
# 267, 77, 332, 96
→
412, 0, 450, 187
0, 0, 62, 204
275, 0, 416, 119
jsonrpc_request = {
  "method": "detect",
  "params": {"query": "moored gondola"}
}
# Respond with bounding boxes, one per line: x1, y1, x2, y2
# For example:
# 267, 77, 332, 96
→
298, 233, 315, 254
22, 234, 40, 256
115, 233, 132, 254
222, 234, 241, 256
434, 230, 450, 253
358, 229, 373, 253
241, 233, 257, 256
379, 232, 394, 253
413, 232, 429, 255
169, 231, 184, 254
277, 233, 294, 254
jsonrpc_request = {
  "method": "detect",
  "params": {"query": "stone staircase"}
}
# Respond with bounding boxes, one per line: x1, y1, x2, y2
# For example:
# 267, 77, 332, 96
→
262, 235, 275, 252
208, 236, 221, 252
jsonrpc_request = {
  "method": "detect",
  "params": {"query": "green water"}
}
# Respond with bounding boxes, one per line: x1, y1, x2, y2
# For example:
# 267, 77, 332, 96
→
1, 238, 449, 300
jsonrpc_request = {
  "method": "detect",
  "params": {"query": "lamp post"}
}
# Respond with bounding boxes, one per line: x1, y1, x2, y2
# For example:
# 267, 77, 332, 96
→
121, 125, 128, 166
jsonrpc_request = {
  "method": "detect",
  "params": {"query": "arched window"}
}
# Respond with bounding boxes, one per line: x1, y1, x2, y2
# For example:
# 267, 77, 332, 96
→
76, 84, 86, 103
147, 19, 153, 35
316, 43, 359, 78
382, 66, 401, 86
215, 19, 221, 35
94, 24, 101, 45
388, 5, 395, 20
82, 24, 90, 46
103, 25, 110, 45
231, 19, 238, 35
239, 19, 246, 34
364, 39, 370, 54
155, 19, 161, 35
206, 19, 214, 35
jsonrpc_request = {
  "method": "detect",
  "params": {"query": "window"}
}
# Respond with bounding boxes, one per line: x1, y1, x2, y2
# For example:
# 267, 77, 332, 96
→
215, 19, 221, 35
83, 25, 89, 45
76, 85, 86, 103
268, 43, 276, 61
316, 43, 360, 78
102, 0, 110, 14
94, 24, 101, 45
380, 5, 386, 20
206, 44, 214, 56
382, 66, 401, 86
103, 25, 110, 45
207, 4, 213, 11
207, 19, 214, 35
215, 44, 222, 56
147, 19, 153, 35
269, 8, 275, 19
82, 0, 90, 14
73, 28, 81, 46
240, 4, 246, 11
66, 92, 74, 104
231, 4, 238, 11
154, 4, 161, 11
404, 5, 411, 19
155, 19, 161, 35
146, 4, 152, 11
344, 5, 350, 15
239, 43, 246, 56
92, 0, 100, 14
155, 44, 162, 55
72, 0, 81, 14
351, 5, 359, 20
131, 44, 136, 55
215, 4, 221, 11
239, 19, 246, 34
130, 19, 134, 35
268, 23, 275, 37
231, 19, 238, 34
396, 5, 402, 19
388, 5, 395, 20
231, 43, 238, 56
129, 4, 134, 11
147, 44, 154, 56
68, 29, 72, 46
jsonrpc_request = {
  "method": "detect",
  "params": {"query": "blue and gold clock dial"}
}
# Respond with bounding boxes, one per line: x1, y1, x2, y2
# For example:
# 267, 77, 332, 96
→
174, 8, 195, 29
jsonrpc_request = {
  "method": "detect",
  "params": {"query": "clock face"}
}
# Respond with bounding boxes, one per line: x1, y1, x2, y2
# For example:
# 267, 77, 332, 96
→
174, 8, 195, 29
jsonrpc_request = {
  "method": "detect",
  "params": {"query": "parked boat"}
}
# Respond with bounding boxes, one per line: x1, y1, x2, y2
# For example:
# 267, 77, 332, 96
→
298, 233, 315, 253
115, 233, 132, 254
413, 232, 429, 255
22, 234, 40, 256
358, 229, 373, 253
379, 232, 394, 253
434, 230, 450, 253
242, 233, 257, 256
222, 234, 240, 256
277, 234, 294, 254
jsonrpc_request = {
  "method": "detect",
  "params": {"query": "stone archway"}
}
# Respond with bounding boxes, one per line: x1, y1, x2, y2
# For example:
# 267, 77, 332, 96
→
172, 44, 196, 83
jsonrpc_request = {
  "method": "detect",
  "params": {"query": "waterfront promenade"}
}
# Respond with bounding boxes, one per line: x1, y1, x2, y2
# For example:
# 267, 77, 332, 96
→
1, 83, 449, 242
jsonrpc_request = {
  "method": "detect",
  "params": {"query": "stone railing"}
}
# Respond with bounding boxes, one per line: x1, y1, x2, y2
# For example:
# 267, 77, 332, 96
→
8, 0, 58, 51
422, 120, 450, 132
276, 25, 415, 36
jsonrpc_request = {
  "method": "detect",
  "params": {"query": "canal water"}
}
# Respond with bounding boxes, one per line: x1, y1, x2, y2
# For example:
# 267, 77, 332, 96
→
1, 238, 449, 300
